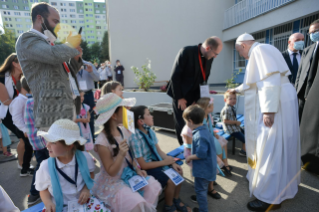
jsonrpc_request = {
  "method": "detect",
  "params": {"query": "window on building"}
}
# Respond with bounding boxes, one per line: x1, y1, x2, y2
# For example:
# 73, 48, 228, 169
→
14, 12, 21, 15
60, 3, 65, 6
273, 23, 292, 52
88, 41, 95, 44
103, 11, 106, 13
79, 20, 84, 23
51, 2, 56, 6
62, 20, 68, 23
97, 31, 101, 35
12, 0, 18, 3
79, 15, 84, 18
17, 30, 24, 34
79, 10, 83, 13
70, 9, 75, 12
85, 3, 87, 5
24, 6, 29, 10
70, 14, 76, 18
86, 14, 93, 17
104, 26, 106, 29
95, 15, 100, 19
95, 4, 99, 8
71, 20, 76, 23
72, 26, 76, 29
1, 0, 7, 2
13, 5, 19, 9
4, 17, 11, 21
69, 3, 74, 6
96, 26, 101, 29
26, 24, 31, 28
96, 10, 100, 13
6, 24, 13, 27
2, 5, 8, 8
24, 12, 30, 16
103, 5, 105, 8
79, 3, 83, 7
88, 3, 92, 6
300, 13, 319, 48
102, 16, 106, 19
23, 0, 27, 3
15, 18, 21, 21
16, 24, 23, 28
26, 18, 31, 22
96, 21, 100, 24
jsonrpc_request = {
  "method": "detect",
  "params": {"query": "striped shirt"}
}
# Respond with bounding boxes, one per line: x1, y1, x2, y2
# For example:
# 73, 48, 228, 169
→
220, 104, 241, 134
24, 98, 47, 150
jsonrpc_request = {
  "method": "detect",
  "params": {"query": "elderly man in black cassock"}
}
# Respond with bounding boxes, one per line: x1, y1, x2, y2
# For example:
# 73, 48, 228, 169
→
167, 36, 223, 145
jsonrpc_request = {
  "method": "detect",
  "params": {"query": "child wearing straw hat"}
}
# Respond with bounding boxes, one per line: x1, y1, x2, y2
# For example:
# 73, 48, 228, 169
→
92, 93, 161, 212
35, 119, 110, 212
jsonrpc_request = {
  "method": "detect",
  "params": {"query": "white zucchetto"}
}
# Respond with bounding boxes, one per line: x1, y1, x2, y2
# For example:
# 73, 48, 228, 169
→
236, 33, 255, 44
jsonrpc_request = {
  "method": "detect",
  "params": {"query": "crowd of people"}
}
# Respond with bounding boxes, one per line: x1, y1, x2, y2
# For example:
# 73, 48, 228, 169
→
0, 1, 319, 212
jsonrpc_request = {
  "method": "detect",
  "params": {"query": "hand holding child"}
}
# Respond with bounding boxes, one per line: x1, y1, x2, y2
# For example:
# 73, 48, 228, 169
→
78, 185, 90, 205
119, 140, 129, 156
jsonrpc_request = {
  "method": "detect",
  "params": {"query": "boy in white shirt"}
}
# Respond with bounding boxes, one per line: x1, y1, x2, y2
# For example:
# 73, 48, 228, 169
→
9, 76, 34, 177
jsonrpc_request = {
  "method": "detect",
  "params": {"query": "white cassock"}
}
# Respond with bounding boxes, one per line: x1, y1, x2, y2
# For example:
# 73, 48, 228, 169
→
236, 42, 301, 204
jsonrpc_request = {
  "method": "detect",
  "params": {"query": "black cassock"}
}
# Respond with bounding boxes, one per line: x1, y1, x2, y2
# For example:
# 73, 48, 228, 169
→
300, 45, 319, 175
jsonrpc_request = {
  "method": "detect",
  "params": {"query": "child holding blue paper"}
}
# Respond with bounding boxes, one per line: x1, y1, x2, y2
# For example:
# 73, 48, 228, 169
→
92, 93, 161, 212
129, 105, 192, 212
184, 105, 217, 212
34, 119, 109, 212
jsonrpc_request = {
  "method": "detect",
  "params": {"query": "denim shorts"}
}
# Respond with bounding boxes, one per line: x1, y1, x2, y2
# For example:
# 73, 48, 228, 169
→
146, 167, 169, 188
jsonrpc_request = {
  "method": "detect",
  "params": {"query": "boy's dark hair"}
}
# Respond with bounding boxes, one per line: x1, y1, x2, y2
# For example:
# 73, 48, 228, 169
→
15, 80, 22, 93
182, 105, 205, 124
20, 76, 31, 93
130, 105, 148, 127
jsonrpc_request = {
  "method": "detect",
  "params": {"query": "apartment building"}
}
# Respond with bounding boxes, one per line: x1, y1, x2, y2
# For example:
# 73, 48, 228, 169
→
0, 0, 107, 44
107, 0, 319, 88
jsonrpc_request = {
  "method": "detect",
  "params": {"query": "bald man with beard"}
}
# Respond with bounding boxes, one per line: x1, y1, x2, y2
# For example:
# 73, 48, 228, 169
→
282, 33, 304, 84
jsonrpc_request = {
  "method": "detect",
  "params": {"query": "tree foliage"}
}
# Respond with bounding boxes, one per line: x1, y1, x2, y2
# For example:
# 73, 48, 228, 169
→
0, 26, 17, 64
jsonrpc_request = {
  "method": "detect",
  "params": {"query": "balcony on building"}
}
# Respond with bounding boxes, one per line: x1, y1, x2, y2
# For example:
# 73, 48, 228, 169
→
223, 0, 296, 29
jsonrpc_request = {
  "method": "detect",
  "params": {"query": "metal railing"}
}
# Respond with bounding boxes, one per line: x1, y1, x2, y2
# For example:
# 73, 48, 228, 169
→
223, 0, 296, 29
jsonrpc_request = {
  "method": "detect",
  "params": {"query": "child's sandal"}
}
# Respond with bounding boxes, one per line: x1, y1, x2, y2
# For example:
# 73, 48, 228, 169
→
173, 198, 190, 212
163, 204, 177, 212
3, 151, 13, 157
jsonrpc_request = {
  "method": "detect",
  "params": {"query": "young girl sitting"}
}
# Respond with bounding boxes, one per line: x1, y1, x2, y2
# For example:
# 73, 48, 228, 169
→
101, 81, 123, 98
35, 119, 109, 212
129, 106, 192, 212
75, 91, 94, 151
92, 93, 161, 212
197, 98, 232, 176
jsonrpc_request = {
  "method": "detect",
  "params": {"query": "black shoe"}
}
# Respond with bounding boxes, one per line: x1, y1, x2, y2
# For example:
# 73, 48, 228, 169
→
207, 189, 221, 199
27, 194, 41, 205
20, 169, 34, 177
193, 208, 200, 212
247, 199, 281, 211
190, 195, 197, 203
239, 149, 247, 157
221, 166, 232, 176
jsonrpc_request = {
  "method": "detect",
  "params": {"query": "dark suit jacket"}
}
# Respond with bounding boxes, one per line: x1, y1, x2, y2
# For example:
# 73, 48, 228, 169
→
282, 49, 302, 84
295, 43, 317, 99
167, 45, 214, 104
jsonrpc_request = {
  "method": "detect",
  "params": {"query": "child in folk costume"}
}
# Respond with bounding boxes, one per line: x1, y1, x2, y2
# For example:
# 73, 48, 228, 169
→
197, 98, 232, 176
75, 92, 94, 151
129, 105, 192, 212
35, 119, 110, 212
92, 93, 161, 212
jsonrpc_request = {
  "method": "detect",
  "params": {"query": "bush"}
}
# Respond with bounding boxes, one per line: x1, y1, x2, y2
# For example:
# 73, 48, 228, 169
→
131, 59, 157, 91
225, 69, 242, 88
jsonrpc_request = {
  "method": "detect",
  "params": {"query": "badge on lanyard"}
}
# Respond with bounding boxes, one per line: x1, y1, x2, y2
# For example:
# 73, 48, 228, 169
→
79, 81, 88, 91
163, 168, 184, 186
198, 44, 210, 98
128, 175, 149, 192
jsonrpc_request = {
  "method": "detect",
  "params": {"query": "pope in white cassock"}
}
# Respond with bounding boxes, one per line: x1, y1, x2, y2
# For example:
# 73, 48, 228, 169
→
232, 33, 301, 211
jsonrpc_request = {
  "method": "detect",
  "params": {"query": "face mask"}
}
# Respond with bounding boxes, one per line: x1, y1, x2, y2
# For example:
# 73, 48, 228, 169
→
293, 41, 304, 50
310, 31, 319, 43
41, 17, 56, 43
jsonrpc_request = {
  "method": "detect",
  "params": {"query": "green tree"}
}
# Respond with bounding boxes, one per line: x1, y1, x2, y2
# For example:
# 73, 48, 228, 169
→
100, 31, 109, 61
0, 26, 16, 64
90, 42, 102, 62
80, 40, 91, 61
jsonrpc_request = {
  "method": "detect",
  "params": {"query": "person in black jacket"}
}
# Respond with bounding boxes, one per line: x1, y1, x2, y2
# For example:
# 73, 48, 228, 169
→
295, 20, 319, 122
282, 33, 304, 84
167, 36, 223, 145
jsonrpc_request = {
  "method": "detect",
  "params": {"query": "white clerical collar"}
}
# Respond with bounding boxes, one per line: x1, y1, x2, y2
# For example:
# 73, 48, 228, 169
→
30, 28, 49, 42
56, 155, 76, 169
287, 48, 299, 56
248, 42, 260, 57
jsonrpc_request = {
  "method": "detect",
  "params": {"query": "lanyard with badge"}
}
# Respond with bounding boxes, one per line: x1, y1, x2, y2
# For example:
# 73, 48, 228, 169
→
115, 127, 149, 192
50, 42, 80, 99
198, 44, 210, 98
138, 129, 184, 186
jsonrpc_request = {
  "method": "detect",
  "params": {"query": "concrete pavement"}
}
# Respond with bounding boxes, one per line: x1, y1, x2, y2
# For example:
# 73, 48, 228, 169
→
0, 130, 318, 211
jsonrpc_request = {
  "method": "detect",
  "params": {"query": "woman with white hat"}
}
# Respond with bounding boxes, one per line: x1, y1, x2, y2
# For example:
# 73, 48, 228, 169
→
92, 93, 162, 212
34, 119, 110, 212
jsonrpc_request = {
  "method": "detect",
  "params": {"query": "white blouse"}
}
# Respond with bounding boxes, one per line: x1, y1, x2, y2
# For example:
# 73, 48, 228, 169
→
35, 151, 95, 210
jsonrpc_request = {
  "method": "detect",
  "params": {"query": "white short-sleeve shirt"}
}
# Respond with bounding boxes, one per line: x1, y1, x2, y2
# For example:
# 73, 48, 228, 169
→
35, 151, 95, 209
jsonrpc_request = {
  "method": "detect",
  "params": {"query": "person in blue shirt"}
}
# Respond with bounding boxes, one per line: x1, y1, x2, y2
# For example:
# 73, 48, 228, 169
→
184, 105, 217, 212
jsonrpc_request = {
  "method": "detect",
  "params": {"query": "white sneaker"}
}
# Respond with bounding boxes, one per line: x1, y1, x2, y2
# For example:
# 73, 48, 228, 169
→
17, 162, 34, 170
